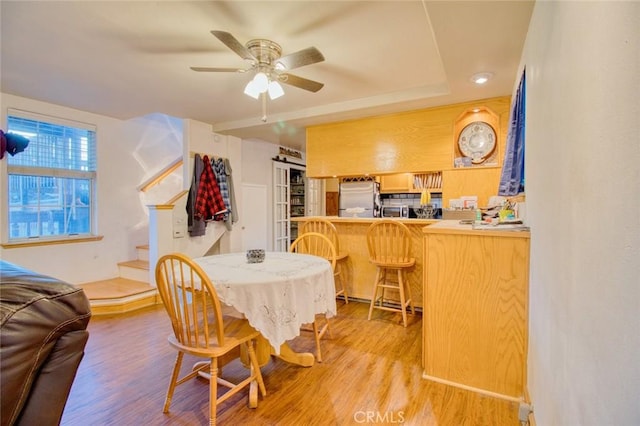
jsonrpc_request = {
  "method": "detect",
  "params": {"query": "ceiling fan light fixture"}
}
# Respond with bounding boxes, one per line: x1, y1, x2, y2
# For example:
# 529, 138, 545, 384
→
268, 81, 284, 100
244, 80, 261, 99
253, 72, 269, 93
192, 31, 326, 109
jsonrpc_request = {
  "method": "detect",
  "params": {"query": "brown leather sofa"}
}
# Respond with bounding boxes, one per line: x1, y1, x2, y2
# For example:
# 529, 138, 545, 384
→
0, 261, 91, 426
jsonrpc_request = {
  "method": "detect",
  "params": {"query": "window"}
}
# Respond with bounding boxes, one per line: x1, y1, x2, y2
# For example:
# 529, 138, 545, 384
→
5, 110, 97, 241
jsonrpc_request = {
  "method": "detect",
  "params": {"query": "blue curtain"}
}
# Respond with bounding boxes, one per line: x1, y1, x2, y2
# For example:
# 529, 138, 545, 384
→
498, 69, 526, 196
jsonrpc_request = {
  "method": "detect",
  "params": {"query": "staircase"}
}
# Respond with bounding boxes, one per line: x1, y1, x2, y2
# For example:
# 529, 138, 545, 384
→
79, 154, 215, 316
79, 245, 159, 316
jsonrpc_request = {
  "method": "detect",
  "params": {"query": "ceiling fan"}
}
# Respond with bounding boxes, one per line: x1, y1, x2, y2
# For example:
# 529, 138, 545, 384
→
191, 31, 325, 100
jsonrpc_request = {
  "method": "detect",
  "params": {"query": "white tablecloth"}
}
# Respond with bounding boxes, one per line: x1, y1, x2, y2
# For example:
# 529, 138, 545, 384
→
193, 252, 336, 352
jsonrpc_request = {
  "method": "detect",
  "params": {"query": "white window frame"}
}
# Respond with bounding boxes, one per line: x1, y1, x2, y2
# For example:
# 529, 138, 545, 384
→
2, 108, 97, 244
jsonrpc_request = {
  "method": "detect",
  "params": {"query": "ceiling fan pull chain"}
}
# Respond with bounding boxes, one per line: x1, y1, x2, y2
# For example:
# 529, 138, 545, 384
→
261, 93, 267, 123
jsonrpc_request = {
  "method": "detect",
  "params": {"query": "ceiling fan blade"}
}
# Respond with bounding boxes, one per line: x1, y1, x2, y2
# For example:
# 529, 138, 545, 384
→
190, 66, 247, 73
275, 47, 325, 71
210, 30, 255, 61
280, 73, 324, 93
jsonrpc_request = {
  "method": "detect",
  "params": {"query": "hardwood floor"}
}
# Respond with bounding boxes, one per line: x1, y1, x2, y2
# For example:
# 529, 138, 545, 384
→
61, 301, 521, 425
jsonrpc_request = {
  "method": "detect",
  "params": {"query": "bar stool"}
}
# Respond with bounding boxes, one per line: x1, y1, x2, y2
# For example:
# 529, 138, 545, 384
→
300, 218, 349, 303
366, 220, 415, 327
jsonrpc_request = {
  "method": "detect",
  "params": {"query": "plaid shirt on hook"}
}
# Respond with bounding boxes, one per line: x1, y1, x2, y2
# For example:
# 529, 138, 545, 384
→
195, 155, 227, 221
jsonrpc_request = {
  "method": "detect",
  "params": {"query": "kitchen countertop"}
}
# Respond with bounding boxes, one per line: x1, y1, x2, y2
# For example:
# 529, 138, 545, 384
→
291, 216, 439, 226
423, 219, 530, 238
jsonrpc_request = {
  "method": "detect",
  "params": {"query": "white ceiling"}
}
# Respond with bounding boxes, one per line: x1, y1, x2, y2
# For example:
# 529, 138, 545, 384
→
0, 1, 534, 151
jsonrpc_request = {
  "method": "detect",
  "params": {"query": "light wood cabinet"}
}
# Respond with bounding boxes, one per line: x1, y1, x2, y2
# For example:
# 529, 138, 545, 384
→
422, 221, 530, 400
305, 96, 511, 210
379, 173, 415, 193
305, 96, 510, 178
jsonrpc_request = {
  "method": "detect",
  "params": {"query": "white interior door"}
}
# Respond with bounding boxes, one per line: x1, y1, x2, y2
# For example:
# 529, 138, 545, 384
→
241, 183, 268, 251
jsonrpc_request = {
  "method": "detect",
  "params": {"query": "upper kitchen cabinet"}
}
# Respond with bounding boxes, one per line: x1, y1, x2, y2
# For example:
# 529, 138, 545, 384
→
379, 173, 415, 193
305, 96, 510, 178
379, 172, 443, 193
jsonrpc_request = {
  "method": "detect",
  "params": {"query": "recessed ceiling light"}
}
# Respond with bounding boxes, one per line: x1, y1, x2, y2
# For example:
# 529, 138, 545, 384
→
471, 72, 493, 85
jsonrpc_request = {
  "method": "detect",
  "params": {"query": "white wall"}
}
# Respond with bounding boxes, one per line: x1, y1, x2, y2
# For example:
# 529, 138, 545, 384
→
172, 120, 245, 257
522, 2, 639, 424
0, 93, 282, 283
0, 94, 163, 283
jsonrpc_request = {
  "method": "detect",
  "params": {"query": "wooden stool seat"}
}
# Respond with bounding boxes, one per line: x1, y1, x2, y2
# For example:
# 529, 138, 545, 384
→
366, 220, 416, 327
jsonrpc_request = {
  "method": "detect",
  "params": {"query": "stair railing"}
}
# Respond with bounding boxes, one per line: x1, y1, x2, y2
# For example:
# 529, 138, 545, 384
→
137, 157, 183, 193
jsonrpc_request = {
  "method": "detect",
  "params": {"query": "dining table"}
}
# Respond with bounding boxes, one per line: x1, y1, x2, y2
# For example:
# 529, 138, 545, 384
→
193, 251, 337, 368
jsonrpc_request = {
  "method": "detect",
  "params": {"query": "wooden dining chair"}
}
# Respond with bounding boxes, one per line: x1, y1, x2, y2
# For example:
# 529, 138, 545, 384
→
155, 253, 266, 425
300, 218, 349, 303
366, 220, 416, 327
289, 232, 337, 362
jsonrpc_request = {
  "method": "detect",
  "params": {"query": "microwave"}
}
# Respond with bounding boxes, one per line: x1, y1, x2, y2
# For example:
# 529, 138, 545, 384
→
381, 205, 409, 218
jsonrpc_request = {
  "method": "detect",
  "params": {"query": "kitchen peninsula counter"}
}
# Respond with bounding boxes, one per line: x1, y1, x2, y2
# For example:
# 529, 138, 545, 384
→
421, 220, 530, 401
292, 216, 437, 308
293, 216, 439, 226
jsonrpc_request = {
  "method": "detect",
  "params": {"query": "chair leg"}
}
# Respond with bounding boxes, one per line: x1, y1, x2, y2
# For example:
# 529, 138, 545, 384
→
163, 351, 184, 413
324, 314, 332, 339
403, 269, 415, 315
379, 268, 386, 306
312, 320, 323, 362
368, 267, 382, 320
337, 261, 348, 303
396, 269, 408, 327
209, 358, 219, 426
342, 274, 349, 303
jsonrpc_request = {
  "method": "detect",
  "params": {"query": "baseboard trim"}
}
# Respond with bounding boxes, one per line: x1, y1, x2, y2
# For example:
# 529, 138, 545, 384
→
340, 295, 424, 313
422, 372, 523, 403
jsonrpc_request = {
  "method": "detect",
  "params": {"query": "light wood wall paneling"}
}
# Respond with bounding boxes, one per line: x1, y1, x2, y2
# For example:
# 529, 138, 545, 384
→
422, 228, 530, 399
442, 167, 503, 207
306, 96, 511, 178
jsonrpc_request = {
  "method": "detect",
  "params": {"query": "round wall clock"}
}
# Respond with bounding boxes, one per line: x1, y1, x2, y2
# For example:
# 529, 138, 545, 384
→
457, 121, 497, 164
